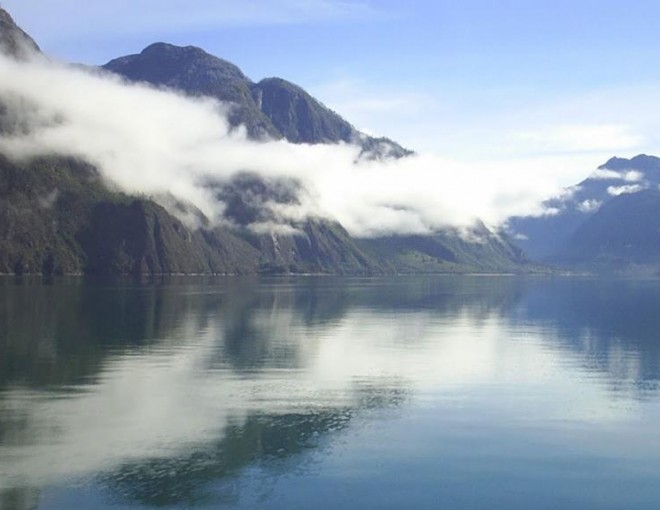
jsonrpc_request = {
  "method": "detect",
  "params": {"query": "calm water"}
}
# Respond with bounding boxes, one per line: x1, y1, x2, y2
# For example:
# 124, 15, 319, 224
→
1, 275, 660, 509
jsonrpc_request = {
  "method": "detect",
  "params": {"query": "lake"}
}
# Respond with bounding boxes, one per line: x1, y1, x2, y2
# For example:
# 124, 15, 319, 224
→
1, 275, 660, 509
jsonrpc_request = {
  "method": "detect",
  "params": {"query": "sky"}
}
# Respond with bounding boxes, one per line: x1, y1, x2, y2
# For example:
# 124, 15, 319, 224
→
5, 0, 660, 168
3, 0, 660, 198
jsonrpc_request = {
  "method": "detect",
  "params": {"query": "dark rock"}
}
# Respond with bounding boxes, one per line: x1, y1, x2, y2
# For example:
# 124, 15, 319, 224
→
103, 43, 412, 157
0, 8, 40, 59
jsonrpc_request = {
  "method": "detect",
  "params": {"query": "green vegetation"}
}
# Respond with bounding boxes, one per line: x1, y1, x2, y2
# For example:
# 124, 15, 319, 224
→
0, 155, 263, 276
361, 225, 534, 274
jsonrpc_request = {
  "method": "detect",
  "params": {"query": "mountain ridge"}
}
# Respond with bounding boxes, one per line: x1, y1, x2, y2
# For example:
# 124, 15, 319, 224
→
0, 8, 40, 59
0, 7, 532, 276
102, 42, 412, 158
508, 154, 660, 273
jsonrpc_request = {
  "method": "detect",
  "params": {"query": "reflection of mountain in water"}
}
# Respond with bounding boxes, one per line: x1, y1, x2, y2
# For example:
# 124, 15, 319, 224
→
0, 276, 523, 506
103, 381, 408, 508
520, 278, 660, 397
0, 275, 525, 386
0, 277, 209, 388
2, 276, 660, 507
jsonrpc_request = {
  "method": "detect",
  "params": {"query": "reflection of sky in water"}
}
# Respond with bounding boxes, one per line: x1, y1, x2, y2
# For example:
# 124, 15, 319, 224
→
1, 276, 660, 508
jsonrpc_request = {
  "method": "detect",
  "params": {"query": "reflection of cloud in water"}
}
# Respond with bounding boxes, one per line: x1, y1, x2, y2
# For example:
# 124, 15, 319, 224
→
1, 276, 660, 504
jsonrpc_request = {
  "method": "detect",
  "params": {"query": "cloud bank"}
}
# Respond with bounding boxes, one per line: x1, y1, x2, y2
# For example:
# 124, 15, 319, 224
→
0, 53, 574, 237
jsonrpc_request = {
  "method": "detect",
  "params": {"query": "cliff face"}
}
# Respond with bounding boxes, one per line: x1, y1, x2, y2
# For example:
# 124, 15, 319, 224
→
0, 155, 392, 276
0, 155, 264, 276
104, 43, 280, 140
78, 201, 263, 276
0, 8, 40, 59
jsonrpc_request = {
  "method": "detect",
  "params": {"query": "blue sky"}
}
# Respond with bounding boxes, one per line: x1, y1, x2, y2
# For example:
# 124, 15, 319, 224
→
5, 0, 660, 181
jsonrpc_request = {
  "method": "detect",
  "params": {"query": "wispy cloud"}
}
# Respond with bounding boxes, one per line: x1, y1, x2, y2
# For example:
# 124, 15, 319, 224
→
309, 73, 660, 167
589, 168, 645, 182
577, 199, 602, 213
3, 0, 379, 40
514, 124, 643, 154
314, 78, 434, 113
311, 77, 439, 143
607, 184, 645, 196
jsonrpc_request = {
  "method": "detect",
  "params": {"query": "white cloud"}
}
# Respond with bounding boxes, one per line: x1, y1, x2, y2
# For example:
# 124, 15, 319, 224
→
0, 55, 593, 236
577, 199, 602, 213
0, 296, 640, 490
623, 170, 645, 182
607, 184, 645, 196
590, 168, 624, 180
6, 1, 660, 168
590, 168, 645, 182
310, 73, 660, 169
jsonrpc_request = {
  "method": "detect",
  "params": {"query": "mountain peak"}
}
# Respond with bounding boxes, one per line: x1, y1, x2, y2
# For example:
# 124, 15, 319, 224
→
103, 41, 412, 154
105, 42, 248, 83
142, 41, 197, 53
140, 42, 219, 63
103, 42, 279, 139
0, 7, 41, 59
599, 154, 660, 171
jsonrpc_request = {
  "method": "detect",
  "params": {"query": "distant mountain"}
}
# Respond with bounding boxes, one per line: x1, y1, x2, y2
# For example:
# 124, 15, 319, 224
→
363, 222, 529, 274
508, 155, 660, 258
508, 154, 660, 273
103, 43, 412, 158
557, 189, 660, 272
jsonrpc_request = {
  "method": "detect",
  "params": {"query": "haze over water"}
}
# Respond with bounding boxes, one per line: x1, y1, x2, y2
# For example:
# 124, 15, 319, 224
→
1, 275, 660, 509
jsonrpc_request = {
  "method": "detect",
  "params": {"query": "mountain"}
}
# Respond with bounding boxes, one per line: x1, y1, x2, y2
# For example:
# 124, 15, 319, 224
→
103, 43, 412, 158
0, 154, 263, 276
103, 43, 279, 140
362, 222, 529, 274
0, 8, 40, 59
245, 219, 387, 275
507, 154, 660, 273
0, 8, 528, 276
251, 77, 408, 159
557, 189, 660, 273
508, 155, 660, 260
0, 154, 392, 276
0, 13, 388, 276
101, 42, 527, 273
0, 9, 42, 135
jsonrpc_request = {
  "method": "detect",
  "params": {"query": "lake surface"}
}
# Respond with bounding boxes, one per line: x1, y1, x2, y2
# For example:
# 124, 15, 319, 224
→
2, 275, 660, 509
